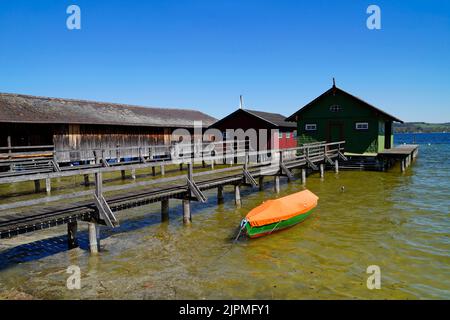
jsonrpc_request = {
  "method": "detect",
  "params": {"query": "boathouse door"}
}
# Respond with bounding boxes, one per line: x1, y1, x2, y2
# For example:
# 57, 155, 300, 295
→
328, 122, 344, 142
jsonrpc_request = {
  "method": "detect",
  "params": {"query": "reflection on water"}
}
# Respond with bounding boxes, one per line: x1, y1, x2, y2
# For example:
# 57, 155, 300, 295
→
0, 134, 449, 299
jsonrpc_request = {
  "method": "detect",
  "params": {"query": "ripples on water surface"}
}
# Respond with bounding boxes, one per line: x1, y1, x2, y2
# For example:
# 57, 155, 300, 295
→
0, 133, 449, 299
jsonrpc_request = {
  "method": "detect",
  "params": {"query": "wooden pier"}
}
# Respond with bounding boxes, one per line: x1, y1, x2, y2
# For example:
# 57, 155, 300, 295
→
378, 144, 419, 172
0, 141, 346, 252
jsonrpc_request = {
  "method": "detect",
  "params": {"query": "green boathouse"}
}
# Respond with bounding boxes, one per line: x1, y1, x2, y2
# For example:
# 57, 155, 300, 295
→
286, 81, 403, 155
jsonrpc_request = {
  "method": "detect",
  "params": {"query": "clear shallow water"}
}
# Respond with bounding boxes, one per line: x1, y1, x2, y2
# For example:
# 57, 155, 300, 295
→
0, 133, 449, 299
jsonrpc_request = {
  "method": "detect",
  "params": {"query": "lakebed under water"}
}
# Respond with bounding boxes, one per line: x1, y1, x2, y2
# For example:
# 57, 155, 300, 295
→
0, 133, 449, 299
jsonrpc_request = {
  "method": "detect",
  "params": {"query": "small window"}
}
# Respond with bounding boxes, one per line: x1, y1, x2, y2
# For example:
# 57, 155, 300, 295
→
293, 130, 297, 138
278, 132, 284, 139
355, 122, 369, 130
305, 124, 317, 131
329, 105, 342, 112
286, 132, 291, 139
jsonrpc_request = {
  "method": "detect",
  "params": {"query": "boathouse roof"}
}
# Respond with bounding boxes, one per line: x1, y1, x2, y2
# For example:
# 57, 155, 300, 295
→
286, 85, 403, 123
0, 92, 216, 128
212, 108, 297, 129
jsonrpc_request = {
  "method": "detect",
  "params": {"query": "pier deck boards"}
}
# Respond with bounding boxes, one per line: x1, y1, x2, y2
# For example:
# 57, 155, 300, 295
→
378, 144, 419, 156
0, 141, 347, 244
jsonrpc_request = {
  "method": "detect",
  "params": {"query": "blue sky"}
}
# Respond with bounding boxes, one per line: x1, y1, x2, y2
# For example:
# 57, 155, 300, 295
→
0, 0, 449, 122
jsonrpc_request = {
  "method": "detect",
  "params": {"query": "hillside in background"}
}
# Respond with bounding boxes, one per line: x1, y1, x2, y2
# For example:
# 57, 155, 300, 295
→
394, 122, 450, 133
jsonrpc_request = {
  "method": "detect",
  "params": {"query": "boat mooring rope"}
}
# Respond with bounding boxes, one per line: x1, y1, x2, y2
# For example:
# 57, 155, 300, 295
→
233, 219, 248, 243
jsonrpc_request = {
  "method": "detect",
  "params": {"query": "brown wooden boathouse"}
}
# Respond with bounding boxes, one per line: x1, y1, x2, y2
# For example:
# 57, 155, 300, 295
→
0, 93, 216, 164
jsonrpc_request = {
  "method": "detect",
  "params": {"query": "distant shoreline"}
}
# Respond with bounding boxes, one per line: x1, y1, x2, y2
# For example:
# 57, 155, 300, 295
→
394, 122, 450, 134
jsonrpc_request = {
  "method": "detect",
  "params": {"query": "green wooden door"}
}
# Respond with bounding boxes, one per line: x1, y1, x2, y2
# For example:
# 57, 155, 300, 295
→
328, 122, 344, 142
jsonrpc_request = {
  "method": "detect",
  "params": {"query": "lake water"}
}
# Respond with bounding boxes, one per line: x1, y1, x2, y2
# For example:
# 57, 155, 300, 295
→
0, 133, 449, 299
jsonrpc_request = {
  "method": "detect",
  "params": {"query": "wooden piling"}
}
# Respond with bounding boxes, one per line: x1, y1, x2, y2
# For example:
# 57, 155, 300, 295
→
152, 166, 156, 176
45, 178, 51, 194
217, 186, 224, 204
67, 221, 78, 249
179, 163, 183, 171
83, 174, 90, 186
258, 176, 264, 191
234, 185, 241, 207
182, 198, 191, 224
161, 199, 169, 222
34, 180, 41, 193
301, 169, 306, 184
320, 163, 325, 178
121, 170, 126, 180
334, 160, 339, 173
88, 222, 99, 254
131, 169, 136, 180
274, 176, 280, 193
401, 159, 405, 172
160, 164, 165, 176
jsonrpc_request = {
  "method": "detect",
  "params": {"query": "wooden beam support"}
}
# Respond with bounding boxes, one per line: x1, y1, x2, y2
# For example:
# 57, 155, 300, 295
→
274, 176, 280, 193
45, 178, 51, 194
131, 169, 136, 180
161, 199, 169, 222
258, 176, 264, 191
121, 170, 126, 180
335, 160, 339, 173
160, 164, 165, 176
217, 186, 224, 204
320, 163, 325, 178
152, 166, 156, 176
34, 180, 41, 193
183, 198, 191, 224
88, 222, 99, 254
301, 169, 306, 185
83, 174, 90, 186
234, 185, 241, 207
67, 221, 78, 249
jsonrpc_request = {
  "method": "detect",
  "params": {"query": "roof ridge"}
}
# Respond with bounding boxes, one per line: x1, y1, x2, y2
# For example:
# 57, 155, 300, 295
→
0, 92, 211, 115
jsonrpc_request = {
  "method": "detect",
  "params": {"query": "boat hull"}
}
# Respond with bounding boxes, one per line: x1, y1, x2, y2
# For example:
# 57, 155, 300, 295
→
245, 209, 314, 238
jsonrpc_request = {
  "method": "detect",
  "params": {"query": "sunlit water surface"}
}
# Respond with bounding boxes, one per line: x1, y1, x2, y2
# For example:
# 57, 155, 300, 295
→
0, 133, 449, 299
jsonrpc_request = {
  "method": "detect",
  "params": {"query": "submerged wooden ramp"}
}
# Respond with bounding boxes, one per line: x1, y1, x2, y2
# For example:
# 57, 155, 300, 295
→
0, 141, 347, 252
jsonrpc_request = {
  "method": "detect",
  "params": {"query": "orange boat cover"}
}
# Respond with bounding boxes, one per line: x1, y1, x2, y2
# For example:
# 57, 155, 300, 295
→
245, 190, 319, 227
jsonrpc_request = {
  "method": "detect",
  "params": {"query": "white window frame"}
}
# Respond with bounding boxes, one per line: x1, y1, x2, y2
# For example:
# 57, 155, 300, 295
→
286, 132, 291, 139
305, 124, 317, 131
355, 122, 369, 130
278, 132, 284, 139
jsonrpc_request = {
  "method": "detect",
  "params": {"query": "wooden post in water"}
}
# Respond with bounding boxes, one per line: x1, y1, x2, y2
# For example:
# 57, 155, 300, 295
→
217, 186, 224, 204
301, 168, 306, 185
88, 222, 99, 254
83, 174, 90, 186
320, 163, 325, 179
258, 176, 264, 191
183, 198, 191, 224
274, 176, 280, 193
121, 170, 126, 180
45, 178, 51, 194
161, 164, 165, 176
152, 166, 156, 176
179, 163, 183, 171
334, 160, 339, 173
67, 221, 78, 249
161, 199, 169, 222
34, 180, 41, 193
131, 169, 136, 180
234, 185, 241, 207
400, 159, 405, 172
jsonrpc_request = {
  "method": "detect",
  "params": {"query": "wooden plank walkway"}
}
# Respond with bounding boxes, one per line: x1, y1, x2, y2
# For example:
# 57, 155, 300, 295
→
0, 142, 346, 252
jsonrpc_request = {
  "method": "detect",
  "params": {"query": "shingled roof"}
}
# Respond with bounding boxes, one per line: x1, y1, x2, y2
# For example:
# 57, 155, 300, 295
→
211, 108, 296, 129
0, 93, 216, 128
